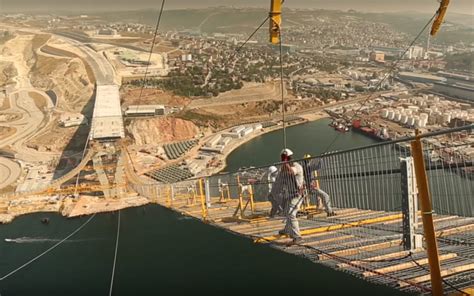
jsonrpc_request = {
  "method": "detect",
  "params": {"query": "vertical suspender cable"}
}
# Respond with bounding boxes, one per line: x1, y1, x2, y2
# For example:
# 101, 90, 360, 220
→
279, 33, 287, 149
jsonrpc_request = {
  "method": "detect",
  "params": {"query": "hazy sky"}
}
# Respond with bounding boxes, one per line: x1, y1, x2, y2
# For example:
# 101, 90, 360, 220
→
0, 0, 473, 14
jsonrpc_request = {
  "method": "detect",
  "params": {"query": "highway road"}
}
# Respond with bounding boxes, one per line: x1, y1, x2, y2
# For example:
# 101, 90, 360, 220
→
0, 29, 118, 192
54, 32, 118, 85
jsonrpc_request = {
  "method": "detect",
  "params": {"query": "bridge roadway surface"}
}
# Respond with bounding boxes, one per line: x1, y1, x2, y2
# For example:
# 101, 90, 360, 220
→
151, 194, 474, 295
55, 33, 125, 141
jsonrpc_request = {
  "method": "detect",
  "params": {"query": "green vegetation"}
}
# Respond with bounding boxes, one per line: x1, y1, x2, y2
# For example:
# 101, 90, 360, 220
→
175, 110, 223, 128
445, 52, 474, 72
126, 68, 243, 98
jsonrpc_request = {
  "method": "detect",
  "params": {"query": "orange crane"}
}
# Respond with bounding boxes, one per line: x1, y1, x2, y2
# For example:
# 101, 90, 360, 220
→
269, 0, 282, 44
431, 0, 450, 36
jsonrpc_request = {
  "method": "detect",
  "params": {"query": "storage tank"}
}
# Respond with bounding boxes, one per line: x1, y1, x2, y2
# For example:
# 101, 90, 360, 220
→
395, 113, 402, 122
414, 117, 421, 128
381, 109, 389, 118
420, 113, 429, 121
388, 111, 395, 120
428, 116, 437, 125
408, 117, 416, 127
442, 114, 451, 124
401, 115, 408, 124
419, 118, 427, 128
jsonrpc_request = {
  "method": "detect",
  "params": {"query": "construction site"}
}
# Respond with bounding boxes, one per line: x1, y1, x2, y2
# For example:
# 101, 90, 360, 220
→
0, 0, 473, 295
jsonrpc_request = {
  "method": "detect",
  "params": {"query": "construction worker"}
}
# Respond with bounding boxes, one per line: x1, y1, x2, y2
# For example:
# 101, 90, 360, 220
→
268, 166, 278, 192
271, 148, 305, 243
267, 165, 284, 217
302, 154, 336, 217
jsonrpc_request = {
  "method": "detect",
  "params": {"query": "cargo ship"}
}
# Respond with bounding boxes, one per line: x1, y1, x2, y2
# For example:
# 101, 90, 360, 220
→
351, 120, 390, 141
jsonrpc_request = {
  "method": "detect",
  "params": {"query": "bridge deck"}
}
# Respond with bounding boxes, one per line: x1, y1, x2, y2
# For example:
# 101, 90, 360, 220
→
90, 84, 124, 140
155, 195, 474, 295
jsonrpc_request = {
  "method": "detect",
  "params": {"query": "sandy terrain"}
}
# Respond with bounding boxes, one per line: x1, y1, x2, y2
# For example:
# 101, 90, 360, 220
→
128, 117, 199, 146
187, 82, 283, 109
121, 87, 191, 107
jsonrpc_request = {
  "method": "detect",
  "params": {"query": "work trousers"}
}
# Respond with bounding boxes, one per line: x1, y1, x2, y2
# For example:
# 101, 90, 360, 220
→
283, 194, 304, 239
310, 188, 333, 214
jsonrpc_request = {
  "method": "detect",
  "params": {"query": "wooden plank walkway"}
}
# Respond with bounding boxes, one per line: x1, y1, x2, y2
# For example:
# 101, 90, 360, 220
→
155, 195, 474, 295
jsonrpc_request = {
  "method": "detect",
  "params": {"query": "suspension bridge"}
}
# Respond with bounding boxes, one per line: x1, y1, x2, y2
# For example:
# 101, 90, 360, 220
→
1, 1, 472, 295
128, 125, 473, 295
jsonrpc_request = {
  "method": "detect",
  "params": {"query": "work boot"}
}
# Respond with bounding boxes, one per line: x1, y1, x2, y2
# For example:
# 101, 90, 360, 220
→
292, 237, 304, 244
327, 211, 336, 217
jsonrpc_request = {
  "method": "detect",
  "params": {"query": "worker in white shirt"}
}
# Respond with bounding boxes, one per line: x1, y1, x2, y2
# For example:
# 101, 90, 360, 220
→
267, 165, 283, 217
271, 148, 305, 244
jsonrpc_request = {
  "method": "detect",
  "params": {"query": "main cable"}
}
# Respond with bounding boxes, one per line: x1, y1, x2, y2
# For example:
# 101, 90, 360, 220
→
0, 214, 96, 281
231, 15, 270, 60
108, 210, 121, 296
135, 0, 166, 109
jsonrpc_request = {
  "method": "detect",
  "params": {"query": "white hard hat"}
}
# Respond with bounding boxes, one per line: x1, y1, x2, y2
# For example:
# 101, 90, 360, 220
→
269, 166, 278, 174
280, 148, 294, 157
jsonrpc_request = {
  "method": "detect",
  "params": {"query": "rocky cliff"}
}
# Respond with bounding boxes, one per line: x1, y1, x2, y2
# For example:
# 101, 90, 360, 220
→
128, 117, 199, 146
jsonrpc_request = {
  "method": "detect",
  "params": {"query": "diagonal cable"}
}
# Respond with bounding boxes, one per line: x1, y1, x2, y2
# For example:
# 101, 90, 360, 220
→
136, 0, 166, 107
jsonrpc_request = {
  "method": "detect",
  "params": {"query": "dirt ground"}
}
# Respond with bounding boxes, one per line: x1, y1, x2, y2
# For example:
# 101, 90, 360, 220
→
30, 53, 93, 112
0, 126, 16, 140
0, 61, 17, 87
27, 115, 89, 153
120, 87, 191, 107
128, 117, 199, 146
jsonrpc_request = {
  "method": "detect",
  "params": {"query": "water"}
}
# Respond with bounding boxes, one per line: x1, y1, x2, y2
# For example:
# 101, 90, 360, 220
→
225, 118, 378, 172
0, 207, 408, 296
0, 119, 410, 295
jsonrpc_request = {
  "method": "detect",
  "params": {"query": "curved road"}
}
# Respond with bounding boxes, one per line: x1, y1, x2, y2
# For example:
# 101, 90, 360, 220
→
0, 157, 21, 190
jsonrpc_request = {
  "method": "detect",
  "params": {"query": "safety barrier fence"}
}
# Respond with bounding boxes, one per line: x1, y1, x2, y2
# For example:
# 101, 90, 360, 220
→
132, 125, 473, 295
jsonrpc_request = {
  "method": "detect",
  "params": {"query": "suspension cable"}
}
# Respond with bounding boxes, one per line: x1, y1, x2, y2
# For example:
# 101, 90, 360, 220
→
321, 12, 438, 155
408, 252, 470, 295
278, 28, 287, 148
0, 214, 96, 281
108, 210, 121, 296
230, 15, 270, 60
135, 0, 166, 108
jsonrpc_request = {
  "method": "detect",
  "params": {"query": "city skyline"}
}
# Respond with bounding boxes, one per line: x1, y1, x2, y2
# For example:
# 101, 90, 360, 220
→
0, 0, 473, 14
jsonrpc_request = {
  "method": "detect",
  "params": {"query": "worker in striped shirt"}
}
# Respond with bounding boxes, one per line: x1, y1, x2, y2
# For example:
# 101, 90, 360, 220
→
270, 148, 305, 244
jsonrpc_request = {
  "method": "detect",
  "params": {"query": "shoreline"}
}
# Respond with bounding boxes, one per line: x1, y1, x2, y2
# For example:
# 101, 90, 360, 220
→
201, 112, 329, 176
0, 112, 330, 224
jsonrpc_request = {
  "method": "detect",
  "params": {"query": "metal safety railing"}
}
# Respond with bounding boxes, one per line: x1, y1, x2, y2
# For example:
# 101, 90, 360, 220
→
129, 125, 473, 295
